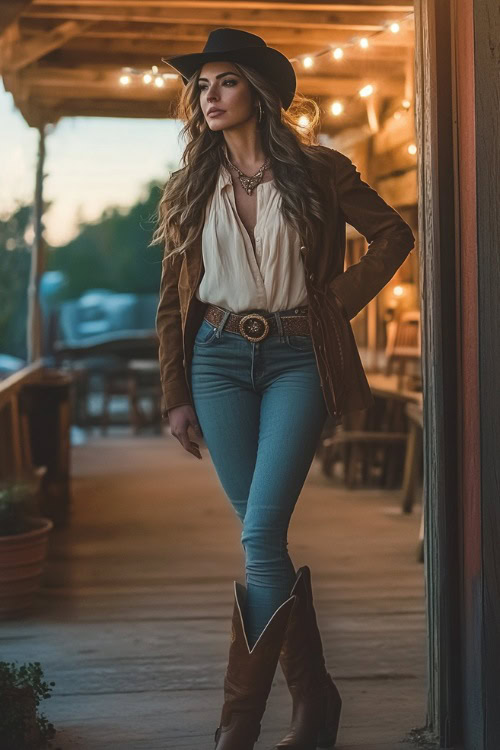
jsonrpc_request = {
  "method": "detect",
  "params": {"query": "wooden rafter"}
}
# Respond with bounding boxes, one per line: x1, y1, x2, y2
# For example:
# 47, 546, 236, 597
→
0, 20, 94, 72
40, 42, 412, 71
29, 1, 413, 9
23, 4, 414, 32
9, 64, 405, 99
20, 20, 413, 55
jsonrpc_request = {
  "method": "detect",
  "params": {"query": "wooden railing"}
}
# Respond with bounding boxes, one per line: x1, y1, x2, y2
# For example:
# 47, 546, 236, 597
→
0, 361, 73, 525
0, 360, 46, 480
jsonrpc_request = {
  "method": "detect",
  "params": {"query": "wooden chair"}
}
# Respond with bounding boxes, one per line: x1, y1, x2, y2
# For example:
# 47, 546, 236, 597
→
385, 310, 421, 390
126, 359, 163, 434
100, 358, 131, 435
321, 395, 408, 489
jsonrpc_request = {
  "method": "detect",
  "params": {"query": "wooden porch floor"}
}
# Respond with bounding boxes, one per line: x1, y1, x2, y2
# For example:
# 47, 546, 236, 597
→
1, 428, 427, 749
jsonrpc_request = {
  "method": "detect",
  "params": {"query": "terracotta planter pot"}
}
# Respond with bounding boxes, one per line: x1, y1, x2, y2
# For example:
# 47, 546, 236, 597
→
0, 517, 53, 616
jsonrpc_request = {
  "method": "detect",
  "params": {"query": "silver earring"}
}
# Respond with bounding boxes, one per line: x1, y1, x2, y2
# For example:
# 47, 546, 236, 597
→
258, 101, 263, 123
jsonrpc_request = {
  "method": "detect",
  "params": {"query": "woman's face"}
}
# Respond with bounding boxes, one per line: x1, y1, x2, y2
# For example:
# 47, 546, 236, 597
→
197, 61, 256, 131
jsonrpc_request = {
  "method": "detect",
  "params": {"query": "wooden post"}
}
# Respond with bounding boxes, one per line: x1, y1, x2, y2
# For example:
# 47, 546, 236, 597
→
414, 0, 462, 745
27, 124, 46, 363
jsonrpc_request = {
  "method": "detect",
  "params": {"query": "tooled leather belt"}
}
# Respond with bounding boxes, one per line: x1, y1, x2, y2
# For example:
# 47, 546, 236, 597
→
204, 303, 311, 343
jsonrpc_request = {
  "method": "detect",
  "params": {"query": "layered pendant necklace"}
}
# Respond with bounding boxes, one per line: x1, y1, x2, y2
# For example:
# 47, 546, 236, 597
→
224, 153, 271, 196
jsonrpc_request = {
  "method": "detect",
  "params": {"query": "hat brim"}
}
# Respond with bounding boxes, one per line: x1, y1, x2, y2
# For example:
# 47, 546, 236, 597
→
160, 46, 296, 110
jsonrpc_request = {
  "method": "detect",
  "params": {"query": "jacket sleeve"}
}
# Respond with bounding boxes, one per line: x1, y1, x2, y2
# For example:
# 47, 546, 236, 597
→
328, 149, 415, 321
155, 251, 192, 417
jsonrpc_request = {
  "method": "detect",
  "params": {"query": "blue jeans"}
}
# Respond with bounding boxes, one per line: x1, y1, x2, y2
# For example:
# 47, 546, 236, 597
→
188, 307, 328, 649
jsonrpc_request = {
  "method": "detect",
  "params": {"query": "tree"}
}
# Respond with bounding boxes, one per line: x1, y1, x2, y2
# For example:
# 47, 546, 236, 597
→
47, 178, 166, 298
0, 174, 171, 359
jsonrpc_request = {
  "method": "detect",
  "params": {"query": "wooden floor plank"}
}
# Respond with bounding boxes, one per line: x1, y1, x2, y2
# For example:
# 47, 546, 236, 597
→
0, 429, 427, 749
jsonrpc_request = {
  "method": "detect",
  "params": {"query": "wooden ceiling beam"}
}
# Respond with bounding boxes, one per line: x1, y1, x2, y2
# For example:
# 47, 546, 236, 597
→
13, 95, 179, 124
26, 55, 405, 80
41, 50, 408, 74
14, 65, 405, 98
81, 30, 411, 55
29, 1, 413, 10
18, 83, 180, 101
23, 5, 414, 32
19, 20, 413, 57
40, 35, 412, 67
8, 91, 374, 130
11, 79, 405, 102
0, 20, 94, 72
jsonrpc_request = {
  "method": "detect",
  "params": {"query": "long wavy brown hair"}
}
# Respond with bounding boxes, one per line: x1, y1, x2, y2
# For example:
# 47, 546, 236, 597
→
149, 61, 332, 263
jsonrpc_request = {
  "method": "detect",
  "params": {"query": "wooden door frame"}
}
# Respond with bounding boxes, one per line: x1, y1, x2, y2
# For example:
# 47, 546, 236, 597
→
414, 0, 462, 746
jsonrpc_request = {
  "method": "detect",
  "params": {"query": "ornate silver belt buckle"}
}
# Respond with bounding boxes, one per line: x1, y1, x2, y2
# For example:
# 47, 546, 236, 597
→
238, 313, 270, 342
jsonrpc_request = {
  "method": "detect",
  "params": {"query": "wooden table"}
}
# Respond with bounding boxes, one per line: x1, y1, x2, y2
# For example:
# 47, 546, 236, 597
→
366, 372, 423, 407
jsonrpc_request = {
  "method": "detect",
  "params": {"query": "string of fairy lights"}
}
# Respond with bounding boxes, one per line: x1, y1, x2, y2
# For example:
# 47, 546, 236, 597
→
118, 10, 415, 133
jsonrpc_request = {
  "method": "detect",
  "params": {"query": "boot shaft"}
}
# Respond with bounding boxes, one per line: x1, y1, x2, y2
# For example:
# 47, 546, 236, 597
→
215, 581, 297, 749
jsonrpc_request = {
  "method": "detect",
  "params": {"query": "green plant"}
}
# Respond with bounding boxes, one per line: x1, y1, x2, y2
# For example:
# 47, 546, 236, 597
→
0, 661, 56, 749
0, 478, 40, 536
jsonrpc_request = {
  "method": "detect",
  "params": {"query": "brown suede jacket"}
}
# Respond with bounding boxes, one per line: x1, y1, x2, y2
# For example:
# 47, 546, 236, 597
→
155, 145, 415, 423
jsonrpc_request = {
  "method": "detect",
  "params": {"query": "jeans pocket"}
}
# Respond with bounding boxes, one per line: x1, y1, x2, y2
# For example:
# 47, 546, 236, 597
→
285, 334, 315, 352
194, 318, 220, 347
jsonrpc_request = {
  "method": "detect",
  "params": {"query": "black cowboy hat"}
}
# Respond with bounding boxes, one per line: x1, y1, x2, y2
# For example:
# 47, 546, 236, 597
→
161, 27, 297, 110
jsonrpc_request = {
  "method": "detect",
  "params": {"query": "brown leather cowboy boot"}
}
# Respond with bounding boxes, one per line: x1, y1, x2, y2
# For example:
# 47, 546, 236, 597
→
214, 580, 296, 749
274, 566, 342, 749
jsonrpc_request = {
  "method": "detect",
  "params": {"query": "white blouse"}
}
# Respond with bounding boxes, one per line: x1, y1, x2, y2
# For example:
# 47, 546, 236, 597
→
195, 162, 309, 313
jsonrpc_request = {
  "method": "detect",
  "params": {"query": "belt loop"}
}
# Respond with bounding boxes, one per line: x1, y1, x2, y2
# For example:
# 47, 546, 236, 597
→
216, 308, 231, 338
273, 311, 285, 342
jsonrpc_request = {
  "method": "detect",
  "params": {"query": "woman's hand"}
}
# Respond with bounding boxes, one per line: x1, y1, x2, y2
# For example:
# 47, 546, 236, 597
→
167, 404, 203, 459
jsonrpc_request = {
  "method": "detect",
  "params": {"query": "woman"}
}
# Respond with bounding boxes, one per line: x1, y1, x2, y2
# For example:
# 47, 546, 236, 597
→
152, 27, 415, 750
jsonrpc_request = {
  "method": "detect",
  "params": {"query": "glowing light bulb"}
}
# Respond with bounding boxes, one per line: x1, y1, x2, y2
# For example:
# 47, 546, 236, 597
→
408, 144, 417, 155
402, 99, 411, 109
394, 111, 402, 120
393, 285, 404, 297
332, 47, 344, 60
154, 76, 165, 87
359, 38, 369, 48
298, 115, 310, 128
143, 73, 153, 84
303, 56, 313, 68
390, 23, 400, 33
359, 84, 374, 97
119, 74, 131, 85
331, 101, 343, 116
152, 65, 159, 74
